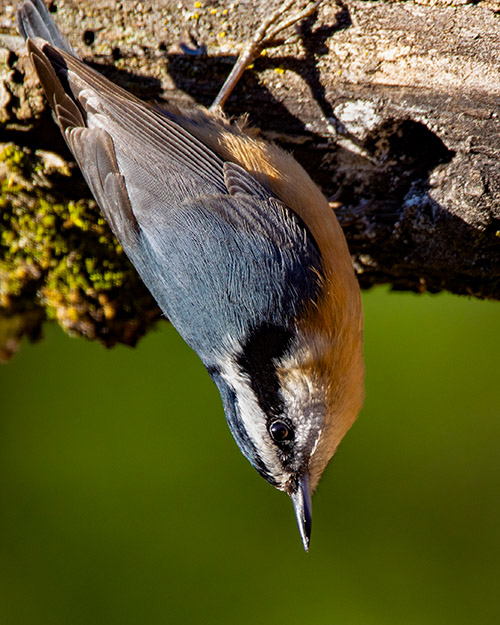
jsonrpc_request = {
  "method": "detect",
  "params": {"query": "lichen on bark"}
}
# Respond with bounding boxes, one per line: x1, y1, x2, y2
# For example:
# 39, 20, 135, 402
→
0, 141, 160, 360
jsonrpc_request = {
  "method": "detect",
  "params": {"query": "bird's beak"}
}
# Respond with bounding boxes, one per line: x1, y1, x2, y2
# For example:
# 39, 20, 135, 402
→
290, 472, 312, 552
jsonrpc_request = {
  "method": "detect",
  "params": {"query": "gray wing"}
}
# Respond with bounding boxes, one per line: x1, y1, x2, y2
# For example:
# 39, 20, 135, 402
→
27, 39, 227, 222
25, 39, 322, 356
26, 38, 317, 245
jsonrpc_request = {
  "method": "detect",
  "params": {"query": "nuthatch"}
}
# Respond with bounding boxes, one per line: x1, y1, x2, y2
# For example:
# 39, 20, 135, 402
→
16, 0, 364, 550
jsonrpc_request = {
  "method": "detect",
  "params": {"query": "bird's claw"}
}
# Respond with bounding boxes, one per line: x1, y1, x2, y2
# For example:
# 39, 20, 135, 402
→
210, 0, 322, 112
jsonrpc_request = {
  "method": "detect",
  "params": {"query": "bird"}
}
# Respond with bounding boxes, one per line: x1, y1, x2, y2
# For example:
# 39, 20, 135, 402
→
16, 0, 364, 551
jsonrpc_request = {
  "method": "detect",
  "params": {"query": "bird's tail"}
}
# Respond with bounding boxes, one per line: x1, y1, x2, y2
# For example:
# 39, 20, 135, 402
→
16, 0, 75, 55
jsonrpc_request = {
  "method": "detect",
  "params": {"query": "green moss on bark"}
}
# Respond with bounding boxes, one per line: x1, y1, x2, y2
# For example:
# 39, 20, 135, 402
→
0, 142, 161, 359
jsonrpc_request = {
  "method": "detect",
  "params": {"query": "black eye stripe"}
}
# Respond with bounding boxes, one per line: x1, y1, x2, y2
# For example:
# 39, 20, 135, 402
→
236, 323, 293, 417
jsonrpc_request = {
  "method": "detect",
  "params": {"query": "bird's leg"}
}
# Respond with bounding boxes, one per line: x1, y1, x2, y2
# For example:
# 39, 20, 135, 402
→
210, 0, 321, 112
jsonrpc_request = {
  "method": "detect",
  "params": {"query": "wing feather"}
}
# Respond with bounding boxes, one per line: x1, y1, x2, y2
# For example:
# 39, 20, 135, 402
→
39, 42, 227, 193
17, 0, 74, 55
66, 125, 139, 251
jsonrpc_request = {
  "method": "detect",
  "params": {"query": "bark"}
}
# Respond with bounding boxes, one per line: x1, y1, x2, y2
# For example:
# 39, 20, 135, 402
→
0, 0, 499, 356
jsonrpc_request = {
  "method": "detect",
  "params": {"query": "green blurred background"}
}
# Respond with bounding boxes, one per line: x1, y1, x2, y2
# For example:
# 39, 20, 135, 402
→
1, 288, 499, 625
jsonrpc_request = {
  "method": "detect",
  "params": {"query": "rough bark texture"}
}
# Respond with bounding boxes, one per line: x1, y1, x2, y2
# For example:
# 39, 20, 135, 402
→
0, 0, 499, 356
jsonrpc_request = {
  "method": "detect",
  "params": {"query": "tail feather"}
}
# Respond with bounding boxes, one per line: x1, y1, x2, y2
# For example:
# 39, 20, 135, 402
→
16, 0, 75, 55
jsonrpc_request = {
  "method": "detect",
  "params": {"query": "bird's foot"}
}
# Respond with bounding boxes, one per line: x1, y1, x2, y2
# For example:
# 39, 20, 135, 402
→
210, 0, 321, 112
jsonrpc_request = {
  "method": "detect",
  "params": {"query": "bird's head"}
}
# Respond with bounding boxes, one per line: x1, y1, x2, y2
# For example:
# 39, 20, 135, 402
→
209, 285, 365, 550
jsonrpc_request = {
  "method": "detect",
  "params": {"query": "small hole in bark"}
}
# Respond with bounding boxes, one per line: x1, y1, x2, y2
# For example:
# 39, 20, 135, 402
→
48, 1, 58, 12
11, 69, 23, 84
83, 30, 95, 46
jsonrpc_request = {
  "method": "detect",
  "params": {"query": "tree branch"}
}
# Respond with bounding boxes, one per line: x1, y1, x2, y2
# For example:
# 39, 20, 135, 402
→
0, 0, 499, 357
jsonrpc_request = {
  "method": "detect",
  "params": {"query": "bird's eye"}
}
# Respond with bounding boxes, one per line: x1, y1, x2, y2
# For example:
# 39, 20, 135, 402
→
269, 420, 293, 443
